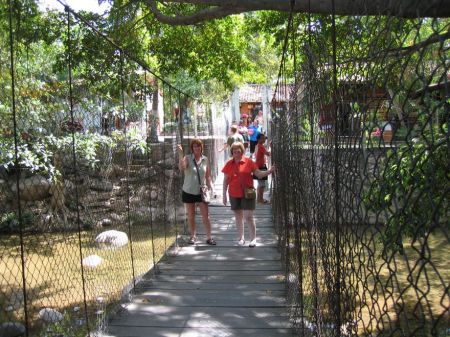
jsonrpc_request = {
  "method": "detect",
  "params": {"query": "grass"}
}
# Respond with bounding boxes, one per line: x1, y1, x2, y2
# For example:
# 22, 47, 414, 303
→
286, 226, 449, 336
0, 223, 178, 334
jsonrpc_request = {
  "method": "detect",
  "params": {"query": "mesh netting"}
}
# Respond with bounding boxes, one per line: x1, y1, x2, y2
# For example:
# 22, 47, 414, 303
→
0, 5, 224, 336
271, 6, 449, 337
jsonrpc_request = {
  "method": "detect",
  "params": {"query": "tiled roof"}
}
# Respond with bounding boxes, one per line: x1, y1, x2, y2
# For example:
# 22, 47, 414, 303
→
239, 84, 294, 103
239, 84, 264, 103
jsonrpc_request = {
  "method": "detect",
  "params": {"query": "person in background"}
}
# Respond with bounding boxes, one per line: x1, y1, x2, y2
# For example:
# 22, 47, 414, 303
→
254, 133, 272, 204
219, 124, 244, 155
256, 110, 264, 128
248, 119, 262, 155
178, 139, 216, 245
238, 115, 250, 153
222, 142, 275, 247
247, 116, 253, 127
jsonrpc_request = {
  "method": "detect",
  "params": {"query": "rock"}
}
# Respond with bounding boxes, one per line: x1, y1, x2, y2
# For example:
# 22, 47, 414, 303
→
95, 230, 128, 249
0, 322, 26, 337
109, 214, 122, 221
163, 157, 175, 167
38, 308, 63, 323
90, 180, 113, 192
82, 255, 103, 268
6, 290, 24, 310
95, 218, 113, 228
164, 169, 174, 178
10, 175, 50, 201
150, 190, 158, 200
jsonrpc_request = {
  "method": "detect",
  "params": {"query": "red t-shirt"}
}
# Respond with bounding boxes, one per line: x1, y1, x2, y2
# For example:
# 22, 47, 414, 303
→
222, 157, 258, 198
255, 143, 269, 168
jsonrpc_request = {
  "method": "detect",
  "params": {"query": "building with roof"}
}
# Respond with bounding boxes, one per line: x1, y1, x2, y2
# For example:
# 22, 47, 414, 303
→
230, 84, 292, 136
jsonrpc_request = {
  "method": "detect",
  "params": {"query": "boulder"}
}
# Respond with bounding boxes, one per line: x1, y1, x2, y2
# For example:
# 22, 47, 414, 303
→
95, 230, 128, 249
82, 255, 103, 268
9, 175, 50, 201
95, 218, 113, 228
90, 180, 113, 192
0, 322, 26, 337
38, 308, 63, 323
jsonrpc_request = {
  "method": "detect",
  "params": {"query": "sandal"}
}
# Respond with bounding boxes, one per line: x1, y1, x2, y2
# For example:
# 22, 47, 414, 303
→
206, 238, 217, 245
188, 237, 196, 245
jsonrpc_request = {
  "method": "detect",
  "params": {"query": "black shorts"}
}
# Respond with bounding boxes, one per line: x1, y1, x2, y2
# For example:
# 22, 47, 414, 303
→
249, 140, 257, 153
182, 191, 202, 203
230, 196, 256, 210
253, 164, 268, 180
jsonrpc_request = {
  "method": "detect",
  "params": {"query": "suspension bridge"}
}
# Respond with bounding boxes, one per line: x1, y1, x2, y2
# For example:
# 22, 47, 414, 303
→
1, 1, 448, 337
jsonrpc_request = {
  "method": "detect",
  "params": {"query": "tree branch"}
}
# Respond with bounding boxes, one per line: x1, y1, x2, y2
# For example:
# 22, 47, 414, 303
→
144, 0, 450, 24
145, 0, 249, 25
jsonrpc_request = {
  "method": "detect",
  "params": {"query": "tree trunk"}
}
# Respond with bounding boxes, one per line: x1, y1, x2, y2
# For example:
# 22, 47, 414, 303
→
148, 85, 160, 143
145, 0, 450, 25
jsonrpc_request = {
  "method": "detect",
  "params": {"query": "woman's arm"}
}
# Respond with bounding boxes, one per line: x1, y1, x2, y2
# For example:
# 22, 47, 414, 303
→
253, 165, 275, 179
177, 144, 188, 171
205, 158, 213, 189
222, 175, 229, 205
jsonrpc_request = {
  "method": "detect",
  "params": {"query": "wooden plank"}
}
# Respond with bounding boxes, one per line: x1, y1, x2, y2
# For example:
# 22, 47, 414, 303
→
134, 281, 285, 291
103, 326, 293, 337
109, 306, 291, 328
103, 178, 293, 336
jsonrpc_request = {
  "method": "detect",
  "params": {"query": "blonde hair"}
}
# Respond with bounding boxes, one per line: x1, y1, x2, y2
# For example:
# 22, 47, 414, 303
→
230, 141, 245, 155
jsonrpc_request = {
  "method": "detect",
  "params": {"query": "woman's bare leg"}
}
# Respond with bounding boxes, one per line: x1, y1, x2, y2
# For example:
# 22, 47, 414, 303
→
244, 210, 256, 241
257, 187, 265, 203
234, 209, 244, 241
185, 203, 196, 239
198, 202, 212, 240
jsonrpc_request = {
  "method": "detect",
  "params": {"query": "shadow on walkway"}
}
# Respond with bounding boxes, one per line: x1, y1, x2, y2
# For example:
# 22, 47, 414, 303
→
102, 177, 293, 336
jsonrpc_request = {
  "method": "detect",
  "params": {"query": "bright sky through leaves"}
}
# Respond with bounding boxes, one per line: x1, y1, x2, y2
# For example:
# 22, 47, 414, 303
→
38, 0, 110, 14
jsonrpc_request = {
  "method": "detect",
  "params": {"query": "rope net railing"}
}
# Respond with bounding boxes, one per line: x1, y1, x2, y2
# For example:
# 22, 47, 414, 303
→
0, 3, 224, 336
271, 3, 449, 337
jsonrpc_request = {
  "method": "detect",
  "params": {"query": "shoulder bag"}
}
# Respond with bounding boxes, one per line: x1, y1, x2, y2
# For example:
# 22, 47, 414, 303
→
193, 157, 210, 204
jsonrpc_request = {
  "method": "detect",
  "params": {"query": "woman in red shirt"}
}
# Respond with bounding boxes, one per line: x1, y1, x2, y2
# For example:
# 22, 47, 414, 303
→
222, 142, 275, 247
254, 133, 271, 204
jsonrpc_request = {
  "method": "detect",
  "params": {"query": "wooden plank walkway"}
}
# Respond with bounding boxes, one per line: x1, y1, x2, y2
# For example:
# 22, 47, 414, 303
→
102, 177, 293, 337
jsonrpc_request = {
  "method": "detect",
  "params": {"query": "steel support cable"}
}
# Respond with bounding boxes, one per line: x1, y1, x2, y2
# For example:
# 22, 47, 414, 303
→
281, 1, 296, 306
162, 82, 168, 251
143, 70, 158, 273
304, 0, 320, 333
272, 0, 296, 257
119, 50, 138, 291
272, 0, 296, 105
8, 1, 30, 335
289, 8, 305, 332
64, 7, 91, 333
272, 1, 292, 244
168, 86, 180, 250
330, 0, 342, 333
176, 90, 188, 237
281, 47, 290, 301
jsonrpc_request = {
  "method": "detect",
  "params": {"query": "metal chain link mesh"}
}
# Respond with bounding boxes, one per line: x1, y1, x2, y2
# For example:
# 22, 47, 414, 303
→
271, 6, 449, 337
0, 5, 222, 337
